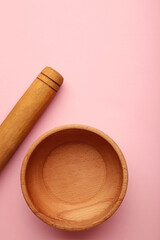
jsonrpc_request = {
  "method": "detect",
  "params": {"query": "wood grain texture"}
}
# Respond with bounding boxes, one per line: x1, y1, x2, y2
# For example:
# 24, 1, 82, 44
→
21, 125, 128, 231
0, 67, 63, 171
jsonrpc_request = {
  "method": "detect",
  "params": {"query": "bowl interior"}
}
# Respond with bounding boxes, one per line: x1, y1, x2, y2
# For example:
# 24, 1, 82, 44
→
23, 128, 125, 230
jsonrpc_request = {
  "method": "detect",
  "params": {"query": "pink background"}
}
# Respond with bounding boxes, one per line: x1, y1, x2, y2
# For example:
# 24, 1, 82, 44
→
0, 0, 160, 239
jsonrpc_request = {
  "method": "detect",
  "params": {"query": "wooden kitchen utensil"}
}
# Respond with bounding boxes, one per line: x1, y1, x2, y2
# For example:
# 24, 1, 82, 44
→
21, 124, 128, 231
0, 67, 63, 171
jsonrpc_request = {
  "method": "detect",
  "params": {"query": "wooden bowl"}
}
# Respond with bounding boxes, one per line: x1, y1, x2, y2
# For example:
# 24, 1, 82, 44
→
21, 125, 128, 231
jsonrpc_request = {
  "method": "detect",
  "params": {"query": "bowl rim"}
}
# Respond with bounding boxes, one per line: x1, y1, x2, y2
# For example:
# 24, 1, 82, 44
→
21, 124, 128, 231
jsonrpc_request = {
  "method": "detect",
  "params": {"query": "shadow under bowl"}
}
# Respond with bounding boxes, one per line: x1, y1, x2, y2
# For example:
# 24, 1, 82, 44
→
21, 125, 128, 231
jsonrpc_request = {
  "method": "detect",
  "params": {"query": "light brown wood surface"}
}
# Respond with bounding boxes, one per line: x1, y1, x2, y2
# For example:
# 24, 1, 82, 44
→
0, 67, 63, 171
21, 125, 128, 231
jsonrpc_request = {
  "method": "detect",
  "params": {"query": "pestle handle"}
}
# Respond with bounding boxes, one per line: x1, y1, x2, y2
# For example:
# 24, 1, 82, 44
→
0, 67, 63, 171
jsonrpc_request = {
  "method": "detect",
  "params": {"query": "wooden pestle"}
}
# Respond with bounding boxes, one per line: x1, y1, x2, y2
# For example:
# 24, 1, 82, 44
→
0, 67, 63, 171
